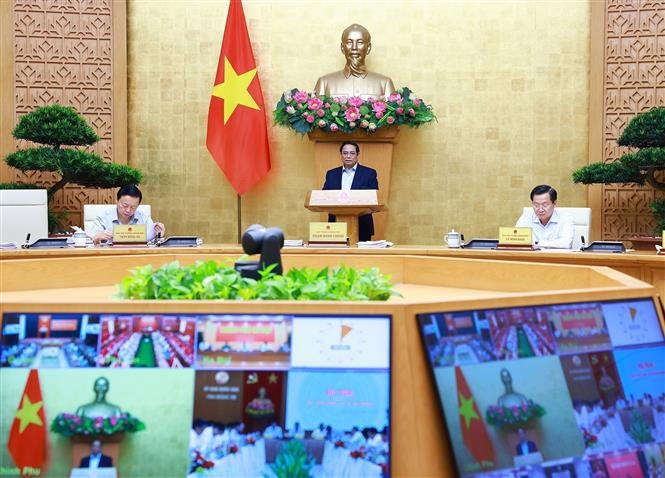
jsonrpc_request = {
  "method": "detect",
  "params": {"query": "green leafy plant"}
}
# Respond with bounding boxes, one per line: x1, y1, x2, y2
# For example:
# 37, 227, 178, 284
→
116, 260, 399, 301
485, 401, 546, 431
628, 409, 654, 444
50, 412, 146, 438
265, 440, 315, 478
572, 107, 665, 235
1, 104, 142, 231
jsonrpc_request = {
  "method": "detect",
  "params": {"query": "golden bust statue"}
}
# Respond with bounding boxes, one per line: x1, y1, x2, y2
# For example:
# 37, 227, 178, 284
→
314, 24, 395, 99
76, 377, 123, 419
497, 368, 529, 409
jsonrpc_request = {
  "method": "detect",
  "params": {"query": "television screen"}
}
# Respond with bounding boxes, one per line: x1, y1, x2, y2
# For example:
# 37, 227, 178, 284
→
0, 313, 391, 478
417, 298, 665, 478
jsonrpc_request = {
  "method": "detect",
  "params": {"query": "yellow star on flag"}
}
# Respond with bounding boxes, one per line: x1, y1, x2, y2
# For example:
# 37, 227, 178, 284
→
268, 373, 278, 384
212, 57, 259, 124
459, 393, 479, 429
15, 395, 43, 434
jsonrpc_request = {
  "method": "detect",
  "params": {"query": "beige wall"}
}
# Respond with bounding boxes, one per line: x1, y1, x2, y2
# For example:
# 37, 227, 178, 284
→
127, 0, 590, 244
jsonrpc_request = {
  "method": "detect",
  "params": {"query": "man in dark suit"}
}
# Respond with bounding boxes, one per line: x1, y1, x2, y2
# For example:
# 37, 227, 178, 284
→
79, 439, 113, 468
514, 428, 538, 456
322, 141, 378, 242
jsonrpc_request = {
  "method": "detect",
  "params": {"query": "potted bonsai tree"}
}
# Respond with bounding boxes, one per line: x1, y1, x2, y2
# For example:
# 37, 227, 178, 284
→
572, 107, 665, 247
1, 104, 142, 231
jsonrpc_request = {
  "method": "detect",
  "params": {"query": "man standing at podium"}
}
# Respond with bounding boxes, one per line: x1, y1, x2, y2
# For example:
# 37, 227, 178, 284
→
323, 141, 378, 242
79, 439, 113, 468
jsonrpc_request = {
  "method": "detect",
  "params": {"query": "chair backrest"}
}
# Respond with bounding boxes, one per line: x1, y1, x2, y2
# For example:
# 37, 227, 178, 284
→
522, 206, 591, 250
0, 189, 48, 245
83, 204, 151, 236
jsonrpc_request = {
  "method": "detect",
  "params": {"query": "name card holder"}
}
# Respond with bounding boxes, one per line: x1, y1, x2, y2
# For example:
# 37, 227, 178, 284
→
581, 241, 626, 253
496, 227, 533, 250
22, 238, 69, 249
461, 239, 499, 250
157, 236, 201, 247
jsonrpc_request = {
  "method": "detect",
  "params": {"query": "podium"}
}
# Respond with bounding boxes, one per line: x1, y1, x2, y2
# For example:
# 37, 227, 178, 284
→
305, 190, 385, 245
70, 468, 117, 478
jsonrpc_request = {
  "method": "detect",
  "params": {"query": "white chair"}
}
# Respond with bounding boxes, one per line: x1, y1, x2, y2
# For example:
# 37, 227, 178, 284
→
0, 189, 48, 245
522, 206, 591, 250
83, 204, 151, 237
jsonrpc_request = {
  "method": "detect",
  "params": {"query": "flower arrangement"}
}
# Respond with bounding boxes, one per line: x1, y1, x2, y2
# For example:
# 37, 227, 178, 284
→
50, 412, 145, 438
350, 447, 366, 459
191, 451, 214, 474
334, 439, 345, 449
273, 87, 435, 134
581, 427, 598, 448
485, 400, 546, 430
245, 398, 275, 418
246, 436, 256, 446
228, 444, 239, 454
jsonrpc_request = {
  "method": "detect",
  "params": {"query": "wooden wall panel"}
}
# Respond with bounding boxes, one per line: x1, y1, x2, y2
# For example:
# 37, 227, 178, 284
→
596, 1, 665, 239
5, 0, 126, 229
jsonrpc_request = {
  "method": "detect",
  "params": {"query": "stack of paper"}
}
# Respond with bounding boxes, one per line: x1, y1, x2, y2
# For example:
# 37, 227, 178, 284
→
357, 240, 393, 248
284, 239, 304, 247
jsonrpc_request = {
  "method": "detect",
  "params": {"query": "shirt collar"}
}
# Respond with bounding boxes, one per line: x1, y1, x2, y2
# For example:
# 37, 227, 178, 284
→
532, 208, 559, 225
342, 164, 357, 174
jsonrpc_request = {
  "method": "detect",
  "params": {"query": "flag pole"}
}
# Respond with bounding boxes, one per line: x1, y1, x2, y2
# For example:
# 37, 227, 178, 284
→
237, 193, 242, 244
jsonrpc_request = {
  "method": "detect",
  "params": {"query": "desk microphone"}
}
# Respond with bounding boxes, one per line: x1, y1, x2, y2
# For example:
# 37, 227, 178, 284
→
580, 235, 586, 250
23, 233, 31, 248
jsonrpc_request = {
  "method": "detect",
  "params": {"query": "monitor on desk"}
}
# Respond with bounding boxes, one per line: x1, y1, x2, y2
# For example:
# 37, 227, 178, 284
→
417, 298, 665, 478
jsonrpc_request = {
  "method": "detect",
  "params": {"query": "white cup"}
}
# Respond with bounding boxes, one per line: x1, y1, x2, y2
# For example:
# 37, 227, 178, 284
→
445, 230, 461, 248
73, 232, 87, 247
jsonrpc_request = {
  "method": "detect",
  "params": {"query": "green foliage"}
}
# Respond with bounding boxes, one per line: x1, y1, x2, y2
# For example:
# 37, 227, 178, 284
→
628, 409, 654, 444
572, 161, 644, 185
116, 260, 400, 301
0, 182, 43, 190
265, 440, 315, 478
13, 104, 99, 146
51, 412, 146, 438
650, 199, 665, 232
617, 107, 665, 148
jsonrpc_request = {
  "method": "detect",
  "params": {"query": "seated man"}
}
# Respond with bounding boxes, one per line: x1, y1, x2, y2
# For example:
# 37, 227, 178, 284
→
88, 184, 165, 245
514, 428, 539, 456
322, 141, 378, 242
79, 439, 113, 468
264, 421, 283, 439
515, 184, 574, 249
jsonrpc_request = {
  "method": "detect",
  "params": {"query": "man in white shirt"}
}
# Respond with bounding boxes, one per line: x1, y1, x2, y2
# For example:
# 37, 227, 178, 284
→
515, 184, 574, 249
88, 184, 165, 244
264, 421, 283, 439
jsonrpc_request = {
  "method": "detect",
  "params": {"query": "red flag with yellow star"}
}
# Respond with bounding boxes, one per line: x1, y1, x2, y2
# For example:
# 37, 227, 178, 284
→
455, 366, 495, 467
7, 369, 47, 475
206, 0, 271, 195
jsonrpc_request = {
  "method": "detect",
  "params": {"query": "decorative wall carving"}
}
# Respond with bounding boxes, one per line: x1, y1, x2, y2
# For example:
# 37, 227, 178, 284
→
602, 2, 665, 238
12, 0, 116, 229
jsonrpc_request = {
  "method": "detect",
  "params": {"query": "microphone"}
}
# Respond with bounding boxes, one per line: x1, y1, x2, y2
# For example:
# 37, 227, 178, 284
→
580, 236, 586, 251
24, 233, 31, 248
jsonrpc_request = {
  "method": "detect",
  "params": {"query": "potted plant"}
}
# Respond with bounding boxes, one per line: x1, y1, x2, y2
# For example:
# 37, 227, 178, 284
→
1, 104, 142, 231
572, 107, 665, 248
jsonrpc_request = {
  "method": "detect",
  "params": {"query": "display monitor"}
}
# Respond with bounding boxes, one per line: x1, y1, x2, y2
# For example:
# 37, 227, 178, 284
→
417, 298, 665, 478
0, 313, 391, 478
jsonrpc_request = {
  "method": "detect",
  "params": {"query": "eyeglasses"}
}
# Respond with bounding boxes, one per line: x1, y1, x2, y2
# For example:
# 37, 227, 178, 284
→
532, 202, 553, 210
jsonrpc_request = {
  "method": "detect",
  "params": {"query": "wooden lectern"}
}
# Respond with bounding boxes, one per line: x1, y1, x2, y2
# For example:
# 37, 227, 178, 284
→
305, 190, 385, 245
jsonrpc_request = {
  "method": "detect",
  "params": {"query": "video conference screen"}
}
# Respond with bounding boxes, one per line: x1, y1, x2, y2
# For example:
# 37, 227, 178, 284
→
417, 298, 665, 478
0, 313, 391, 478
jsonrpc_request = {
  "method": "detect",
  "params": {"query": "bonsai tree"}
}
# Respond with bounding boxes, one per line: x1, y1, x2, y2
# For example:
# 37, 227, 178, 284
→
2, 104, 142, 229
572, 107, 665, 235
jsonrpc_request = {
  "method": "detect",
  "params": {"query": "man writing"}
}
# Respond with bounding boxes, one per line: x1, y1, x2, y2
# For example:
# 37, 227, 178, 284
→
314, 24, 395, 99
323, 141, 378, 242
88, 184, 165, 245
79, 439, 113, 468
515, 184, 574, 249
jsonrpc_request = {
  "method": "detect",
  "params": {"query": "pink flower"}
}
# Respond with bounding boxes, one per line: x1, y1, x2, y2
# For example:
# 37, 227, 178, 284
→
306, 115, 315, 123
388, 92, 401, 102
368, 123, 377, 131
372, 101, 387, 113
413, 98, 422, 106
386, 116, 395, 124
360, 120, 369, 128
317, 109, 325, 118
397, 99, 403, 106
349, 121, 356, 128
283, 91, 293, 103
285, 105, 295, 114
337, 96, 348, 105
396, 107, 404, 115
110, 416, 119, 426
330, 123, 339, 132
344, 107, 360, 122
293, 90, 309, 103
307, 97, 323, 110
348, 96, 363, 107
408, 108, 415, 117
375, 112, 384, 119
318, 120, 326, 128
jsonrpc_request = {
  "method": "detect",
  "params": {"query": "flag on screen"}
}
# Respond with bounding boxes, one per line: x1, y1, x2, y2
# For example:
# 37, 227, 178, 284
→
206, 0, 271, 195
455, 366, 495, 467
7, 369, 47, 475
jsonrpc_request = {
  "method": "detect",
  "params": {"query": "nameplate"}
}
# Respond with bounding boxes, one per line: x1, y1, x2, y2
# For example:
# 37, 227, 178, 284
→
113, 224, 146, 244
581, 241, 626, 253
498, 227, 532, 246
308, 189, 378, 206
309, 222, 347, 242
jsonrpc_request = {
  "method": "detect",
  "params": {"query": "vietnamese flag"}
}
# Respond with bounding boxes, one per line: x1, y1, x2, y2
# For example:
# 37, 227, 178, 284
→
7, 369, 47, 476
206, 0, 271, 195
455, 366, 495, 467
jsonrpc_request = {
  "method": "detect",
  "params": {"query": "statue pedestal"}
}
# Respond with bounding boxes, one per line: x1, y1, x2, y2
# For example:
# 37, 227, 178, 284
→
308, 127, 399, 240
